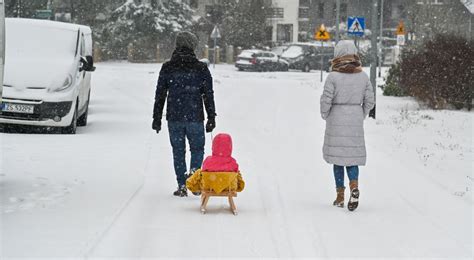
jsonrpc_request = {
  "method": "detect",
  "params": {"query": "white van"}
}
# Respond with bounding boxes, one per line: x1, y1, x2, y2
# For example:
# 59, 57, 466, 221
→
0, 0, 5, 104
0, 18, 95, 134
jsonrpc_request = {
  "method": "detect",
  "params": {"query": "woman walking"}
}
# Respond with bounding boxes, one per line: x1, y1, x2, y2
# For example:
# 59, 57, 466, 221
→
320, 40, 375, 211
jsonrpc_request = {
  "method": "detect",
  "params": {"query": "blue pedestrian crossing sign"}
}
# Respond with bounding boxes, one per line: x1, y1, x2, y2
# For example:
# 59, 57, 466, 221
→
347, 17, 365, 37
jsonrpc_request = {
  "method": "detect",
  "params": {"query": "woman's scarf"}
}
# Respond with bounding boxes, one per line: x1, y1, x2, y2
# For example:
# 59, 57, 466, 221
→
331, 54, 363, 73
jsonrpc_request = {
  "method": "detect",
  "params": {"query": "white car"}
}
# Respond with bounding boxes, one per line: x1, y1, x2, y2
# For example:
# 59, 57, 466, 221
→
0, 18, 95, 134
235, 50, 289, 72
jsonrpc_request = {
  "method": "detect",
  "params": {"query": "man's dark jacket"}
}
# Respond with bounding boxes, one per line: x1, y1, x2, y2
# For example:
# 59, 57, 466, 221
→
153, 48, 216, 122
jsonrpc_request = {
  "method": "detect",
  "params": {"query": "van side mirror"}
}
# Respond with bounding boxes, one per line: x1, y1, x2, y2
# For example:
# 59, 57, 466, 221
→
199, 58, 210, 67
80, 55, 96, 72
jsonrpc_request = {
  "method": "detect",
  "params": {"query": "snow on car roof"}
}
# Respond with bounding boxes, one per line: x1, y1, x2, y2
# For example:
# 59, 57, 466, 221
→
241, 49, 262, 53
6, 18, 92, 34
238, 49, 263, 58
292, 41, 335, 47
281, 45, 304, 59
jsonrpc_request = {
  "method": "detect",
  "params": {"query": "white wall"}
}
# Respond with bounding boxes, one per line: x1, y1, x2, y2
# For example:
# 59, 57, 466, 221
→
269, 0, 299, 43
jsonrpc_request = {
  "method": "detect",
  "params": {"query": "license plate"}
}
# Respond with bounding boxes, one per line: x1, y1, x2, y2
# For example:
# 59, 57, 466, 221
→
1, 103, 35, 114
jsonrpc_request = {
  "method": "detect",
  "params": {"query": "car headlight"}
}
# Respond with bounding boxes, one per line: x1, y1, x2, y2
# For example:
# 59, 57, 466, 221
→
55, 75, 73, 92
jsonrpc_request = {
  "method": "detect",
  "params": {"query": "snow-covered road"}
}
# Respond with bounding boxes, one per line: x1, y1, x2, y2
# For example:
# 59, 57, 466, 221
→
1, 62, 472, 259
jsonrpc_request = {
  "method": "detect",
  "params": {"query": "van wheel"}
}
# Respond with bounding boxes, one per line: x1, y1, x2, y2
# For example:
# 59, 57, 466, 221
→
303, 64, 310, 72
77, 91, 90, 127
62, 104, 77, 134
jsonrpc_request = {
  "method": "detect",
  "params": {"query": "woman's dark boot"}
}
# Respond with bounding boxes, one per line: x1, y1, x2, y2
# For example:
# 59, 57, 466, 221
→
333, 187, 345, 207
348, 180, 359, 211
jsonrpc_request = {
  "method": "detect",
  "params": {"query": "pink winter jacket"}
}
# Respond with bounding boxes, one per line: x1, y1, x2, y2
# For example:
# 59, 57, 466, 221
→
202, 133, 239, 172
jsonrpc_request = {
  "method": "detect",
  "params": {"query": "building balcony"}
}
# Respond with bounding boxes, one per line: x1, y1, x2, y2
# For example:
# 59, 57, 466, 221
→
266, 7, 284, 19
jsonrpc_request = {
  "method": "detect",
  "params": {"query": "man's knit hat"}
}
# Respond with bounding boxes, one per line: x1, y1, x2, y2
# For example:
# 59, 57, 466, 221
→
175, 31, 198, 50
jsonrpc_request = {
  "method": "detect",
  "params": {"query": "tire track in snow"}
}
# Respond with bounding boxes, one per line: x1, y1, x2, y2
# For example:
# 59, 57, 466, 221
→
242, 87, 300, 258
80, 70, 155, 258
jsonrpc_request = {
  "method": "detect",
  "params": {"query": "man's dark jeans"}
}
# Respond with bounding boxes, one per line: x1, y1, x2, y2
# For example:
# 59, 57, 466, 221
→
168, 121, 205, 186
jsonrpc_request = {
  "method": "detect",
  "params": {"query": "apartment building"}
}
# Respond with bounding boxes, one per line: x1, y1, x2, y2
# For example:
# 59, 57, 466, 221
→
266, 0, 299, 44
190, 0, 299, 45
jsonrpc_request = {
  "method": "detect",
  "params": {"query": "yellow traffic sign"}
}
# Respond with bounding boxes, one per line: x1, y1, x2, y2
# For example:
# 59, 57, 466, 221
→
396, 21, 405, 35
315, 24, 330, 41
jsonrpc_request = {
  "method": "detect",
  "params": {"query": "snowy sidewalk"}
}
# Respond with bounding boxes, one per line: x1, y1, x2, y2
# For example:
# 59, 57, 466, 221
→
1, 62, 156, 257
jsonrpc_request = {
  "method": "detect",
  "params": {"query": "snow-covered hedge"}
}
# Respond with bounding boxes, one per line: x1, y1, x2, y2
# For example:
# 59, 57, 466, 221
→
383, 63, 407, 97
395, 35, 473, 110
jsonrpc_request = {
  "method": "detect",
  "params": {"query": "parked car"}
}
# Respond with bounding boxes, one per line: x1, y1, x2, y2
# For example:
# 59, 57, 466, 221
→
0, 18, 96, 134
281, 43, 334, 72
235, 50, 289, 72
271, 45, 289, 57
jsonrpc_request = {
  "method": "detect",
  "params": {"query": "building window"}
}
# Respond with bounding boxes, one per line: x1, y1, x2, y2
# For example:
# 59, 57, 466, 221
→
299, 0, 311, 8
299, 7, 309, 19
318, 3, 324, 18
299, 21, 310, 32
190, 0, 198, 9
265, 26, 273, 42
398, 5, 407, 18
277, 24, 293, 42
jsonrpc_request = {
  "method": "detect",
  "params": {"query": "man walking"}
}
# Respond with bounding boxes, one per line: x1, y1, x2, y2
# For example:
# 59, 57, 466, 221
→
152, 31, 216, 197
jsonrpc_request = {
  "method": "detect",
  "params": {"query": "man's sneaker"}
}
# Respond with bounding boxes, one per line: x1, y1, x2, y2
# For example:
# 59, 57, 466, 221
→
173, 185, 187, 197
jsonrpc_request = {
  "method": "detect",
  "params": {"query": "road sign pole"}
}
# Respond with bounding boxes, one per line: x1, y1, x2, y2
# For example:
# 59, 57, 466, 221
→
315, 24, 330, 82
369, 0, 378, 119
213, 37, 217, 69
378, 0, 384, 78
320, 41, 324, 82
210, 25, 221, 69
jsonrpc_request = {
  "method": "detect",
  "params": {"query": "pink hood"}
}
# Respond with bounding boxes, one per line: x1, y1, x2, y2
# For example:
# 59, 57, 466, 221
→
202, 133, 239, 172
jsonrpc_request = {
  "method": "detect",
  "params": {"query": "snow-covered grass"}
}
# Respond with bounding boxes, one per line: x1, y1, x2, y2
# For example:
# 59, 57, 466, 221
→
1, 62, 472, 259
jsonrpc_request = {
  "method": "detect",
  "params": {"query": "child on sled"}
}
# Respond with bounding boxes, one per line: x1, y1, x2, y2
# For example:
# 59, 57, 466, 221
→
186, 133, 245, 195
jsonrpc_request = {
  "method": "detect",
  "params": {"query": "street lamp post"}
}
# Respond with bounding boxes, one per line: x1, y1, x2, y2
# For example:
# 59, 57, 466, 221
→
17, 0, 22, 18
336, 0, 340, 43
378, 0, 384, 78
0, 0, 5, 109
369, 0, 378, 119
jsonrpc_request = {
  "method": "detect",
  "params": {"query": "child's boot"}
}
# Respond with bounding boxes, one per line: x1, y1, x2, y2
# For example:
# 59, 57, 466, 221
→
333, 187, 345, 207
348, 180, 359, 211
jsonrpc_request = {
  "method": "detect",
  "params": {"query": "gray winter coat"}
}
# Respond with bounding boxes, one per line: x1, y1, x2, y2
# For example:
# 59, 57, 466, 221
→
320, 41, 375, 166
